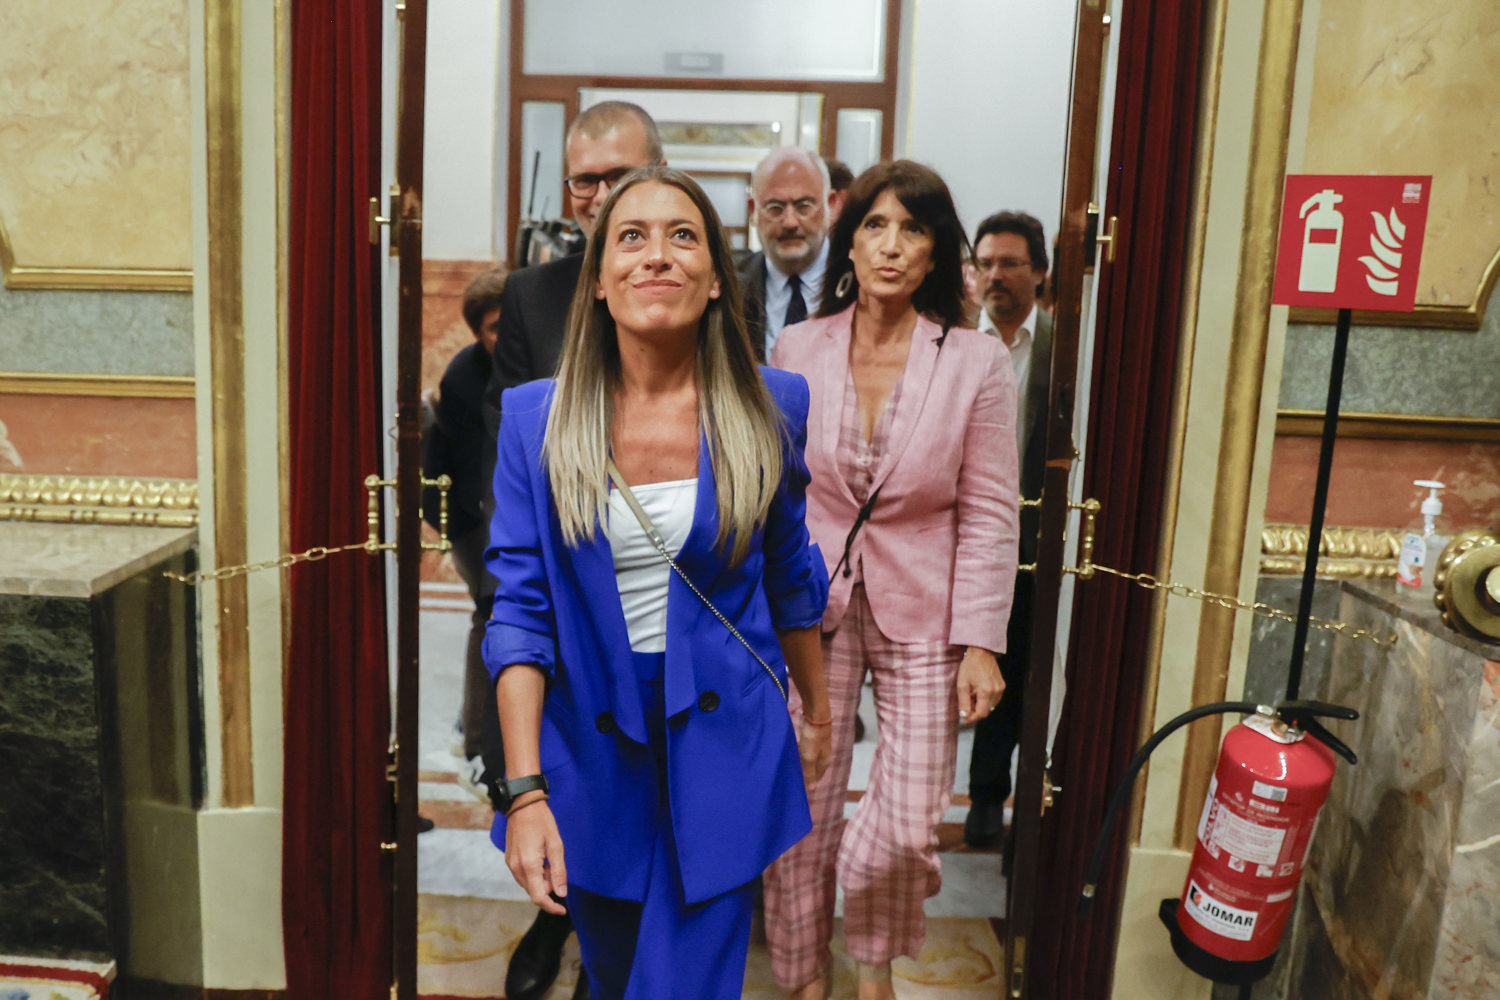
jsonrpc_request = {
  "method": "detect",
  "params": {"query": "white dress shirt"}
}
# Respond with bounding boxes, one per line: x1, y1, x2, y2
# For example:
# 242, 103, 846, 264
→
762, 241, 828, 358
980, 303, 1037, 452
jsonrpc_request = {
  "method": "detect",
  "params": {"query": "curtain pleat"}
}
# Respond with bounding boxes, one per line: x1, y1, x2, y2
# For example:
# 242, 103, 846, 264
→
283, 1, 391, 996
1028, 0, 1206, 995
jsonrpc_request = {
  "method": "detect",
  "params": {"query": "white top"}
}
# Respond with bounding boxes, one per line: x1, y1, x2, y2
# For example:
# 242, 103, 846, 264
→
763, 241, 829, 357
607, 477, 698, 653
980, 302, 1038, 452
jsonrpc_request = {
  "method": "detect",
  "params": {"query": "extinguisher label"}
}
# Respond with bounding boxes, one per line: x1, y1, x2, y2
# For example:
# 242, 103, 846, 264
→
1184, 880, 1258, 941
1199, 778, 1289, 867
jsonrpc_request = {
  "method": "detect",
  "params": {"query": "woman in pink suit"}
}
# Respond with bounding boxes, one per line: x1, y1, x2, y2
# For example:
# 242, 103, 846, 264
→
764, 161, 1019, 1000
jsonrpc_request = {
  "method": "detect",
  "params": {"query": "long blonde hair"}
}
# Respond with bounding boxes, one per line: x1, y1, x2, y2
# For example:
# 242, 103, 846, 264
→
543, 166, 784, 566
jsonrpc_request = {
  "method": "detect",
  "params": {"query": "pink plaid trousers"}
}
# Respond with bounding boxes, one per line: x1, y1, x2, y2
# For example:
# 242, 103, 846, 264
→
762, 584, 962, 992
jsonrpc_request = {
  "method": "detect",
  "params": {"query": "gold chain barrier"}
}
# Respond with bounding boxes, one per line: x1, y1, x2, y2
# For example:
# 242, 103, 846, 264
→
166, 483, 1396, 645
1035, 497, 1396, 648
164, 474, 452, 586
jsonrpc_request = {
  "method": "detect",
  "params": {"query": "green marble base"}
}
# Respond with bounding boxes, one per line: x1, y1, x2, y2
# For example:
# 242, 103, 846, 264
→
0, 593, 112, 958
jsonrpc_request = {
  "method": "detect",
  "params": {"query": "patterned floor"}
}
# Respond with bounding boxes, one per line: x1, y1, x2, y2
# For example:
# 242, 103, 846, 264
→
416, 599, 1010, 998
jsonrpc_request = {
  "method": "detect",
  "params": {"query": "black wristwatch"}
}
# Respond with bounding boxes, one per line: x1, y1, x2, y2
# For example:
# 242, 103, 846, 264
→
495, 773, 549, 814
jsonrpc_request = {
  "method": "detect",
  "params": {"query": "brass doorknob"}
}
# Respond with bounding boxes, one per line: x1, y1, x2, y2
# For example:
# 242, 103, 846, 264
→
1433, 529, 1500, 641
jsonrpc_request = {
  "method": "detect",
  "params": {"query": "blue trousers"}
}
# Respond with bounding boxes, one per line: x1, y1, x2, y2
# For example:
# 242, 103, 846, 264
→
566, 652, 757, 1000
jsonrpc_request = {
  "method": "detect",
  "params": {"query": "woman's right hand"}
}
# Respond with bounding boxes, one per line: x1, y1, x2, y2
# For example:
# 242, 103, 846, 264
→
504, 796, 568, 915
796, 715, 834, 790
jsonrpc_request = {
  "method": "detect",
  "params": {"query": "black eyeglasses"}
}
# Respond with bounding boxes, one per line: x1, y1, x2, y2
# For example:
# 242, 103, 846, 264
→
564, 166, 637, 198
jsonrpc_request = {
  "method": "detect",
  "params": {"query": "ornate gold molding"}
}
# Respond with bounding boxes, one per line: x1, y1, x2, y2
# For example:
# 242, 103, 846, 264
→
0, 373, 195, 399
1259, 523, 1399, 578
0, 217, 193, 292
206, 0, 254, 808
0, 473, 199, 527
1287, 245, 1499, 331
1276, 410, 1500, 443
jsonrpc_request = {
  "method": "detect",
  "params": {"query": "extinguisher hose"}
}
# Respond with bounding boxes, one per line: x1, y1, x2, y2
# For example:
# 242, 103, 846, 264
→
1078, 700, 1259, 916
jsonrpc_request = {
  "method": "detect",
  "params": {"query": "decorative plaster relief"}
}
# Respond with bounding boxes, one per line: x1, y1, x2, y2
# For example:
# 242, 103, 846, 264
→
0, 1, 191, 280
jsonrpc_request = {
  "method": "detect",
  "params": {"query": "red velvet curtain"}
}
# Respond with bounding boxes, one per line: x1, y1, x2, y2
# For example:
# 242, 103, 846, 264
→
283, 1, 391, 996
1027, 0, 1207, 995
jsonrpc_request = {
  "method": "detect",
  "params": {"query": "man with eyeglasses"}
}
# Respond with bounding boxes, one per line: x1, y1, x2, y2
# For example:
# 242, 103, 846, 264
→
482, 100, 665, 441
478, 100, 663, 1000
739, 147, 834, 361
964, 211, 1054, 856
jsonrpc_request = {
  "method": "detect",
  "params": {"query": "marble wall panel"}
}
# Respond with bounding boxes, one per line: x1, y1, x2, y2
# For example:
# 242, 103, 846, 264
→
0, 284, 193, 376
1264, 436, 1500, 531
0, 395, 195, 479
1429, 659, 1500, 997
1243, 577, 1342, 706
0, 2, 191, 272
0, 593, 111, 958
1289, 585, 1500, 999
1279, 295, 1500, 420
1303, 0, 1500, 310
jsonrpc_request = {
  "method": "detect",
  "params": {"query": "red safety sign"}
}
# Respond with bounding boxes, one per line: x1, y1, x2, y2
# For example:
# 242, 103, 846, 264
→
1272, 174, 1431, 312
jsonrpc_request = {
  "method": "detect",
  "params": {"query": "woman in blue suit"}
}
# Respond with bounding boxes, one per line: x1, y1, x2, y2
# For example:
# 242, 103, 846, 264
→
484, 166, 834, 1000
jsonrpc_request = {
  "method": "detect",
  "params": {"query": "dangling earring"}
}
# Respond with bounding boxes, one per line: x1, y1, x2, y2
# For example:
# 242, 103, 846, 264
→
835, 270, 855, 299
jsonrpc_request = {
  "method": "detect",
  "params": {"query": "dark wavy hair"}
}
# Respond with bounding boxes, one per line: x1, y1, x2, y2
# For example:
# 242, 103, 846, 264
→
817, 160, 971, 329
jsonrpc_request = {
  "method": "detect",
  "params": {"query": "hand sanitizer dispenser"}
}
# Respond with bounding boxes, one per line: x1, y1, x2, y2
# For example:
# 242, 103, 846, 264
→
1396, 480, 1448, 601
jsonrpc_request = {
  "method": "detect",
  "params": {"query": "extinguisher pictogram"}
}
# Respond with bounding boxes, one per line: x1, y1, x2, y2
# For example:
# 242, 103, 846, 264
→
1297, 189, 1344, 294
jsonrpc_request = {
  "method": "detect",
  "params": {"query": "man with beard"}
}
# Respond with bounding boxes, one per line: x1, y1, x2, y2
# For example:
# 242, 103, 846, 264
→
964, 211, 1053, 853
739, 147, 834, 361
478, 99, 665, 1000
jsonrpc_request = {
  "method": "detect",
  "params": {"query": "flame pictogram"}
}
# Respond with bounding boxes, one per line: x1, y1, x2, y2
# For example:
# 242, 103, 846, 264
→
1358, 208, 1407, 296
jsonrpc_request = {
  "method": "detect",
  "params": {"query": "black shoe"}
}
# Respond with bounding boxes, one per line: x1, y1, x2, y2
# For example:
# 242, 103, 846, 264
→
572, 969, 592, 999
417, 814, 436, 834
963, 798, 1007, 850
505, 909, 573, 1000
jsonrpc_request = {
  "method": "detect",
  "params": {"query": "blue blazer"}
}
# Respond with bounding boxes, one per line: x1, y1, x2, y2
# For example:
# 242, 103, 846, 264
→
483, 367, 829, 905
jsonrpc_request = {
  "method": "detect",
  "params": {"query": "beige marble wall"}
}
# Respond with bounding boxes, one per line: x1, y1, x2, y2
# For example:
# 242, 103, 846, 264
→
0, 1, 191, 273
1303, 0, 1500, 311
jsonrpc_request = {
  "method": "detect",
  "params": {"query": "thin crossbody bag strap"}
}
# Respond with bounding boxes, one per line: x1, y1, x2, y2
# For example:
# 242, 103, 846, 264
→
605, 459, 788, 703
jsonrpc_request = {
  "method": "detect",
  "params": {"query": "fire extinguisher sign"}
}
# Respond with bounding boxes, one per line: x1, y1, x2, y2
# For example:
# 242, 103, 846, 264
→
1271, 174, 1432, 311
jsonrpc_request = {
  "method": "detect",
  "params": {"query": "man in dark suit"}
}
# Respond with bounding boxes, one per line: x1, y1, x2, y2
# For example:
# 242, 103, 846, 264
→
737, 147, 834, 361
964, 211, 1055, 851
481, 101, 665, 438
479, 100, 664, 1000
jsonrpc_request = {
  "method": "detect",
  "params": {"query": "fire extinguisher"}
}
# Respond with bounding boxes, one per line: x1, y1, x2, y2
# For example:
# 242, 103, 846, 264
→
1080, 700, 1357, 988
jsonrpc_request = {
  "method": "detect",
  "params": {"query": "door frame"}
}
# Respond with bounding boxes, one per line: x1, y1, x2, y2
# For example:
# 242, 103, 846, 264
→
1003, 0, 1111, 993
391, 1, 429, 997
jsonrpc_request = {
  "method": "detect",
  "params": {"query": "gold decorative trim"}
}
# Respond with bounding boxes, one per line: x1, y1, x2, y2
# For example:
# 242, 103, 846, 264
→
1178, 0, 1305, 850
0, 218, 192, 292
0, 373, 195, 399
206, 0, 254, 808
0, 473, 199, 527
1259, 523, 1399, 578
1276, 410, 1500, 443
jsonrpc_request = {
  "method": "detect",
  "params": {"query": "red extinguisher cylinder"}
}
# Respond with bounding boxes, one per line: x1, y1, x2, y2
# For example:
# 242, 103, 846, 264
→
1176, 715, 1337, 965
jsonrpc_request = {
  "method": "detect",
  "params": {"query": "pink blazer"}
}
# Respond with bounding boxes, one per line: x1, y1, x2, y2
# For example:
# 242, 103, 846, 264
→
772, 305, 1019, 652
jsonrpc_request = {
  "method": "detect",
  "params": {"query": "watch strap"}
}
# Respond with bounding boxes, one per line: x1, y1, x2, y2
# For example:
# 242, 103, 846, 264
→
501, 773, 548, 811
